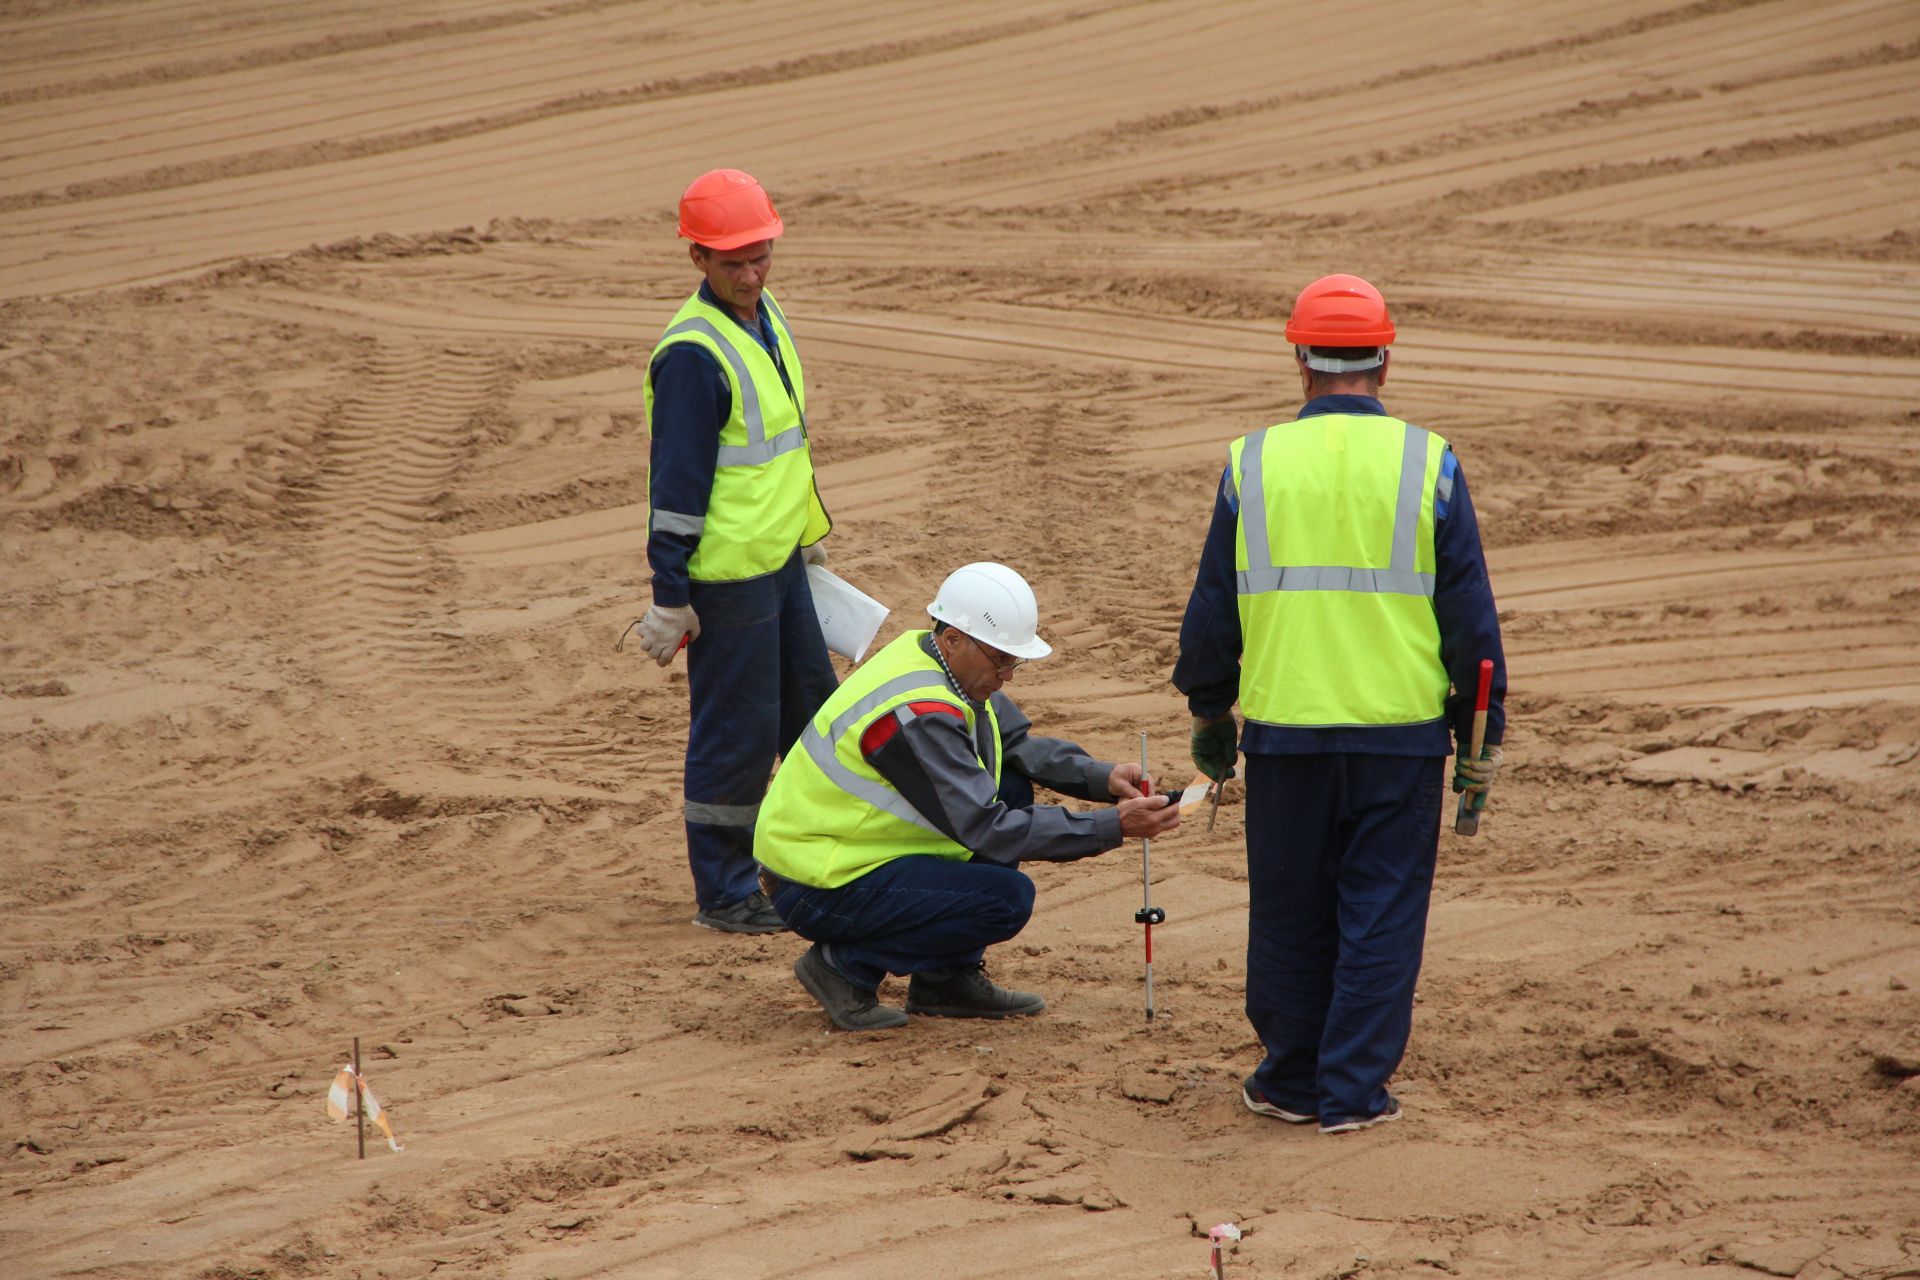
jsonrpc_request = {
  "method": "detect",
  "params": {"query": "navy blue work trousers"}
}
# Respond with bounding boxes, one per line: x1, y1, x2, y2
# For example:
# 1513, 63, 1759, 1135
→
765, 773, 1040, 991
682, 551, 837, 910
1244, 752, 1444, 1124
769, 855, 1036, 992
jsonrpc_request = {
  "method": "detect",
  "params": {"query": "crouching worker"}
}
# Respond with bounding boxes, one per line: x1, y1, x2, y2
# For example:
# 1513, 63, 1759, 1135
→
755, 562, 1182, 1031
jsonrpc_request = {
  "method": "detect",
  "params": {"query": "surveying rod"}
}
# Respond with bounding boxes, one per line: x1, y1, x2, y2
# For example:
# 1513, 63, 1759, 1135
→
1136, 731, 1167, 1020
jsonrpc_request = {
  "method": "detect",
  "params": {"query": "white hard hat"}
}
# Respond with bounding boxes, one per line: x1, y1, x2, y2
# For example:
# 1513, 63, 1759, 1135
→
927, 562, 1053, 661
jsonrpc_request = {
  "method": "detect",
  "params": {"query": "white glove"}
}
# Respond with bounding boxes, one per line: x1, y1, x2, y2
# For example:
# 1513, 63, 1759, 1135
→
802, 540, 828, 567
637, 603, 699, 666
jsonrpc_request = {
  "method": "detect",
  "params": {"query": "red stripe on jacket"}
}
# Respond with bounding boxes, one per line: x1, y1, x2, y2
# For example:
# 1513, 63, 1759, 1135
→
859, 700, 964, 756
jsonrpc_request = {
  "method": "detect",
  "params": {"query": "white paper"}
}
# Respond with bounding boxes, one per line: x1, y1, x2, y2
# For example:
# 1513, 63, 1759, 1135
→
807, 565, 889, 662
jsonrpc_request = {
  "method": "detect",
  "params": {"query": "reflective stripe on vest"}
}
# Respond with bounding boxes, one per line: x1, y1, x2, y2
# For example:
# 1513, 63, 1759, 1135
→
643, 287, 830, 581
1230, 415, 1450, 728
1236, 420, 1436, 598
654, 314, 808, 468
754, 632, 999, 889
798, 670, 953, 835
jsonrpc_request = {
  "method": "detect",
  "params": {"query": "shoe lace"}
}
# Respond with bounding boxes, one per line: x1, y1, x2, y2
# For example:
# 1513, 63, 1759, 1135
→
955, 964, 997, 995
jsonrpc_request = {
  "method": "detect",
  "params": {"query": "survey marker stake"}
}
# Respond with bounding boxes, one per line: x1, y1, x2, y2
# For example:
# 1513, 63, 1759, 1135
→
1454, 658, 1495, 837
1136, 732, 1167, 1022
1209, 1222, 1242, 1278
327, 1040, 404, 1156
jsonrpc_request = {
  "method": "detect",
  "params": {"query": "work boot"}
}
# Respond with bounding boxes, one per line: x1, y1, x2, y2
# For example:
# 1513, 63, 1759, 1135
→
793, 944, 908, 1031
904, 964, 1045, 1019
692, 889, 786, 935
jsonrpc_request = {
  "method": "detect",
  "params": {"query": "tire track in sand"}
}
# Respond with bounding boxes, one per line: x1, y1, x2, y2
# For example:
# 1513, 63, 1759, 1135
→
298, 344, 661, 779
0, 0, 638, 108
297, 344, 508, 743
0, 4, 1139, 215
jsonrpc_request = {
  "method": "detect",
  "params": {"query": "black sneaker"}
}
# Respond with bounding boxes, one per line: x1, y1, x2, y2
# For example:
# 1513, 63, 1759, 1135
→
904, 965, 1045, 1019
1242, 1076, 1315, 1125
1320, 1096, 1403, 1134
793, 944, 908, 1031
692, 889, 786, 935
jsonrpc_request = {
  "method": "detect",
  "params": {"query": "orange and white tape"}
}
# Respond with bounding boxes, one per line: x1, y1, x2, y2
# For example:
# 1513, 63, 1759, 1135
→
327, 1064, 404, 1152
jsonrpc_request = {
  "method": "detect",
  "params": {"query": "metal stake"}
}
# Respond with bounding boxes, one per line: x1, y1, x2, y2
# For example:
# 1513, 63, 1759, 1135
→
1135, 732, 1166, 1021
354, 1036, 365, 1160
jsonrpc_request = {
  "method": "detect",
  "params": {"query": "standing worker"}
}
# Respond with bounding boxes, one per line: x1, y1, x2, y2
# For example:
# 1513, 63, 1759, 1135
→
1173, 274, 1506, 1133
756, 563, 1183, 1030
631, 169, 837, 935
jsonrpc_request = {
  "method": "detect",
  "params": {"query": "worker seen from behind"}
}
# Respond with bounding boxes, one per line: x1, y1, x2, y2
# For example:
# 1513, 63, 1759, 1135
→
1173, 274, 1506, 1133
756, 563, 1183, 1031
631, 169, 837, 935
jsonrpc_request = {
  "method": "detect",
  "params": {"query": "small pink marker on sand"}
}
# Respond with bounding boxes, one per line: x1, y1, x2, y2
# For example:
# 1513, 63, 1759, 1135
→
1208, 1222, 1242, 1278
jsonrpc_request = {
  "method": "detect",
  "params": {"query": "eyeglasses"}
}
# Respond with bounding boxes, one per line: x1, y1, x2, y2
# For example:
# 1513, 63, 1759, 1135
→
965, 632, 1026, 676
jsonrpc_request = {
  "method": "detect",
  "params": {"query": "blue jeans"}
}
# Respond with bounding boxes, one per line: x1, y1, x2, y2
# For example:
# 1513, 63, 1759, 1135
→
1244, 752, 1444, 1124
769, 855, 1036, 992
681, 552, 837, 910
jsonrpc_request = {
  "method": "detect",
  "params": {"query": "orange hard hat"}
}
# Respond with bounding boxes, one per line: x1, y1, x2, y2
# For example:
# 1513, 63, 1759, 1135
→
1284, 274, 1396, 348
677, 169, 784, 250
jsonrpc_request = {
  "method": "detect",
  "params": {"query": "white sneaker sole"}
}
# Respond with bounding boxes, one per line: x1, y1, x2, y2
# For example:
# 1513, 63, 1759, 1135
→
1320, 1105, 1403, 1134
1241, 1085, 1315, 1125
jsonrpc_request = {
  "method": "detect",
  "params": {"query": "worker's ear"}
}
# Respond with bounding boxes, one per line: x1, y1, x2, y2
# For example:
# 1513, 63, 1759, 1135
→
689, 243, 708, 270
1377, 350, 1389, 388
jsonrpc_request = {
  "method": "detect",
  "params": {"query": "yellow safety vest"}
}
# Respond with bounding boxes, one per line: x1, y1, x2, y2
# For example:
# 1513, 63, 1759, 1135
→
1230, 413, 1450, 728
755, 631, 1003, 889
643, 288, 831, 582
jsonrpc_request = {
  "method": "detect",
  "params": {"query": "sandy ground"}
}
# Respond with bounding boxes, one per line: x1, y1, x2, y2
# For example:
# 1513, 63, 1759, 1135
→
4, 2, 1919, 1277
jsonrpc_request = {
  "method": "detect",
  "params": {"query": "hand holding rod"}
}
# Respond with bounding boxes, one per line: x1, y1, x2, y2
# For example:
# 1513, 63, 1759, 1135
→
1454, 659, 1495, 836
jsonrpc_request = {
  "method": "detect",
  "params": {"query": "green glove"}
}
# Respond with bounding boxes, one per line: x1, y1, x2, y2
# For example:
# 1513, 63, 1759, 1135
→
1451, 744, 1503, 811
1190, 714, 1238, 783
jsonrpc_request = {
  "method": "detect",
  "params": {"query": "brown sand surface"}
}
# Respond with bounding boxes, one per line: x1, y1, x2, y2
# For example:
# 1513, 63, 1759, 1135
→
4, 2, 1918, 1277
